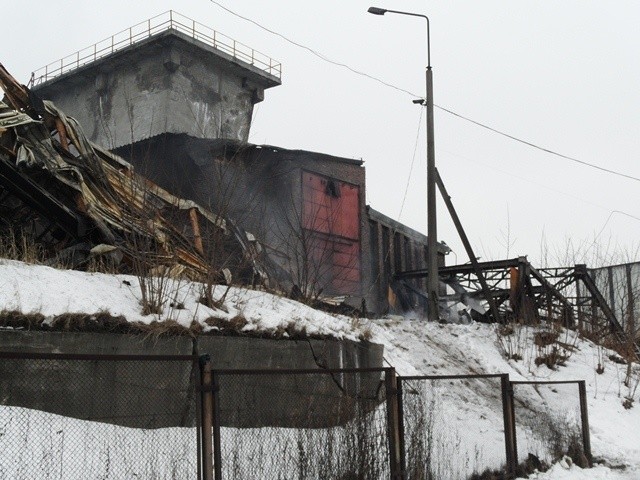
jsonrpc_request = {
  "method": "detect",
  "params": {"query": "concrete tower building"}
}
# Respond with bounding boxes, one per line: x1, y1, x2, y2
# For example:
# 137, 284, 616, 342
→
33, 12, 281, 149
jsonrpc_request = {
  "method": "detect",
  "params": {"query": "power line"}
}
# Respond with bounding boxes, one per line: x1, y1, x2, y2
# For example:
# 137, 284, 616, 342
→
440, 145, 640, 223
579, 210, 640, 263
208, 0, 417, 98
436, 106, 640, 184
399, 107, 424, 220
208, 0, 640, 184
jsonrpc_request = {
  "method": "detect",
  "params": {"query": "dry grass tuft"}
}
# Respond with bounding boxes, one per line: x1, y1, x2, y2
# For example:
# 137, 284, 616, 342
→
132, 319, 195, 338
204, 314, 248, 335
1, 309, 345, 342
0, 310, 46, 329
0, 310, 203, 338
48, 312, 129, 332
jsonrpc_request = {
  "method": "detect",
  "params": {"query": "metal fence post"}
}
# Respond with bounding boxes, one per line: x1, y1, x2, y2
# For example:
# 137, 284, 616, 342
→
385, 368, 403, 479
212, 370, 223, 480
199, 355, 214, 480
500, 374, 517, 478
578, 381, 593, 466
397, 377, 407, 478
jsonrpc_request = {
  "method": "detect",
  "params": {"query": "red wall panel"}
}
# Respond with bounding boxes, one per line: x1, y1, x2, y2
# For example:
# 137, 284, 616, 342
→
302, 171, 361, 294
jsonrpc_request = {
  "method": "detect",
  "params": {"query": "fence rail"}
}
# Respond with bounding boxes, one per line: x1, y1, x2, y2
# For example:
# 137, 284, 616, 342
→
0, 351, 592, 479
29, 10, 282, 87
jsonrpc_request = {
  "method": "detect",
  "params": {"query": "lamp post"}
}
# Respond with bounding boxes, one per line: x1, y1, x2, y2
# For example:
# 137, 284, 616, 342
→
368, 6, 439, 321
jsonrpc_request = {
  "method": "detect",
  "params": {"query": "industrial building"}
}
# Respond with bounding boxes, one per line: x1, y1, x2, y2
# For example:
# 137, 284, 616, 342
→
31, 11, 447, 314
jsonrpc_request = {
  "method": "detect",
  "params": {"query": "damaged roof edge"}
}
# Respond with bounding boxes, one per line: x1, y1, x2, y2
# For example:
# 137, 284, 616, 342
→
367, 206, 450, 255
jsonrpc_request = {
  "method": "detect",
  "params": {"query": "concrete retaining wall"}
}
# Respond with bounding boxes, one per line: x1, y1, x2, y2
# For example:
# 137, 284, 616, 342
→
0, 330, 384, 428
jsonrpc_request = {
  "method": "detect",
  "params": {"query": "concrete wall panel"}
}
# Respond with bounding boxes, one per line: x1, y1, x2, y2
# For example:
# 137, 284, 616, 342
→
0, 331, 384, 429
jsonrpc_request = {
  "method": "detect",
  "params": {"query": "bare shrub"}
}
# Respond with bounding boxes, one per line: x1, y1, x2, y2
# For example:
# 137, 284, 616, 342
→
496, 323, 528, 362
0, 228, 45, 264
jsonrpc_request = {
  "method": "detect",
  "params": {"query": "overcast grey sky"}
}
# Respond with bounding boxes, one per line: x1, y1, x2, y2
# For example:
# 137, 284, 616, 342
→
4, 1, 640, 267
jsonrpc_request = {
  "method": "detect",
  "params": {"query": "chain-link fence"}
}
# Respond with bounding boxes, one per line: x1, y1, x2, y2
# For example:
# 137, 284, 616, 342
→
0, 351, 594, 480
511, 380, 591, 470
208, 368, 393, 480
0, 352, 201, 480
398, 374, 515, 480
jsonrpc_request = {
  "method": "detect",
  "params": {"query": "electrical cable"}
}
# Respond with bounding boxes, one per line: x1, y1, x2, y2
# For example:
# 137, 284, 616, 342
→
436, 106, 640, 184
208, 0, 640, 184
398, 107, 424, 220
208, 0, 418, 98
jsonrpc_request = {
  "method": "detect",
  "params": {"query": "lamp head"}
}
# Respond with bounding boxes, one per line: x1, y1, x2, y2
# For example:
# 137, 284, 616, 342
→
367, 7, 387, 15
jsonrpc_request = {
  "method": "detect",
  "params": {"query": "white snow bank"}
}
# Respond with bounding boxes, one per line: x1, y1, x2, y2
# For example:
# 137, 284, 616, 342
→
0, 259, 363, 341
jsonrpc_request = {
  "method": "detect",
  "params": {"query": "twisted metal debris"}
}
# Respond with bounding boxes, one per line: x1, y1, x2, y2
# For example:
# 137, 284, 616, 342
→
0, 62, 265, 282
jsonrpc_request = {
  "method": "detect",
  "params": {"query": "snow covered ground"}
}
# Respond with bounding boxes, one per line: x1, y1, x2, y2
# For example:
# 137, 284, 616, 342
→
1, 259, 639, 479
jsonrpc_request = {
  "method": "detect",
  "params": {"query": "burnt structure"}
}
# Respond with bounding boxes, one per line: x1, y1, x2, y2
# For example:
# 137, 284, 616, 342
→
29, 11, 447, 315
398, 256, 640, 357
110, 134, 448, 314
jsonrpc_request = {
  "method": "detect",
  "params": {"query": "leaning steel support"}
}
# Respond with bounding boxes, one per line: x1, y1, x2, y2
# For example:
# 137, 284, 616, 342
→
435, 169, 502, 322
528, 262, 575, 321
574, 264, 624, 333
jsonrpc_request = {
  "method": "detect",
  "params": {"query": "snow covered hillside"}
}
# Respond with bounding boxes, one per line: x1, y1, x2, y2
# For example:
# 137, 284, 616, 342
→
1, 259, 639, 479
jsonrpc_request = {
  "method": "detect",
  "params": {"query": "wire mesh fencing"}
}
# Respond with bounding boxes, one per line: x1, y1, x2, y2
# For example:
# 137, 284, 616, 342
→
209, 368, 393, 480
0, 352, 201, 480
0, 350, 594, 480
398, 374, 514, 480
510, 380, 591, 470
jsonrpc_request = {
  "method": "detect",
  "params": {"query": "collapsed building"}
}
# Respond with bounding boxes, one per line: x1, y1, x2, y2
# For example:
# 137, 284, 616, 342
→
1, 11, 447, 315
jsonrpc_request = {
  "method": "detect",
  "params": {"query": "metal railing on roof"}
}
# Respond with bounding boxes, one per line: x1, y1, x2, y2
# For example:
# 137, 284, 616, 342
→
29, 10, 282, 87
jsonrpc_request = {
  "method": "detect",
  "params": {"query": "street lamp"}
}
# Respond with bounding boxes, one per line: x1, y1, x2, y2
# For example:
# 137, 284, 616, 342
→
368, 6, 439, 321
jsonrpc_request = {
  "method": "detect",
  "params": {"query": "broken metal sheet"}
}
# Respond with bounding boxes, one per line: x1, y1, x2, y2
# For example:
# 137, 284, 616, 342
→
0, 62, 269, 284
0, 100, 38, 129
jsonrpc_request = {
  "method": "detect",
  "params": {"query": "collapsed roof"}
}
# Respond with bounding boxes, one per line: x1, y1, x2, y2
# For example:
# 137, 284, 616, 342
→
0, 63, 266, 283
